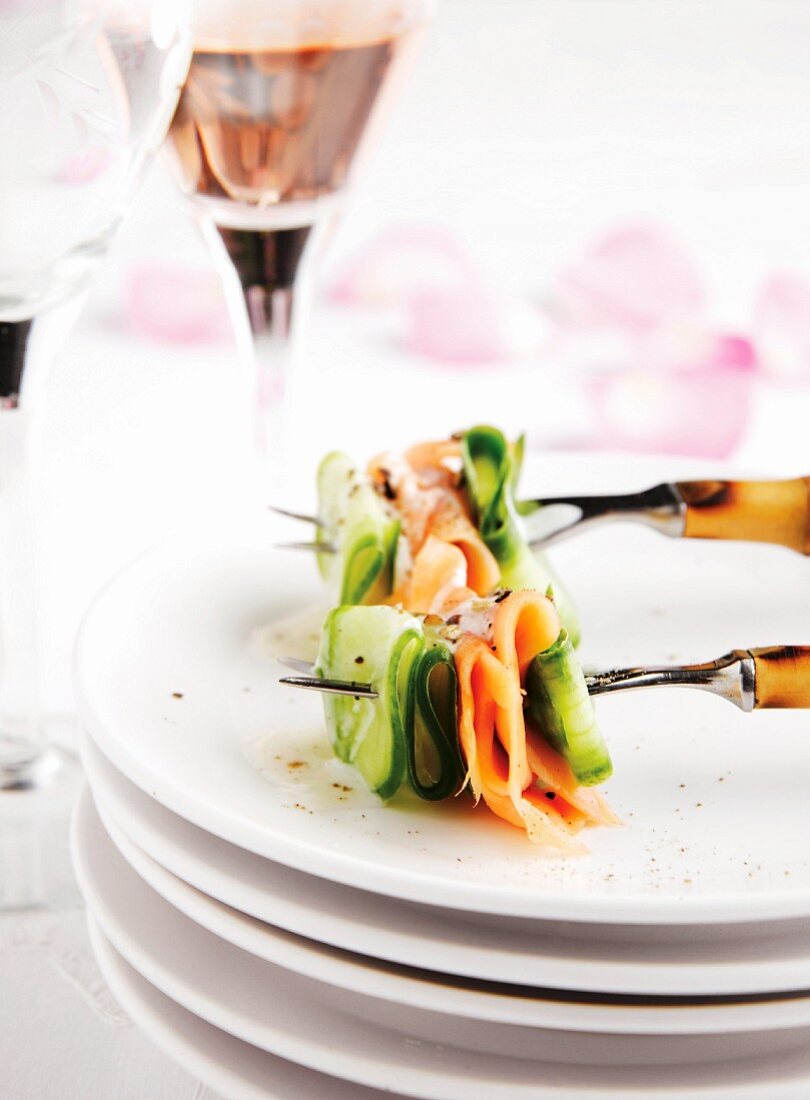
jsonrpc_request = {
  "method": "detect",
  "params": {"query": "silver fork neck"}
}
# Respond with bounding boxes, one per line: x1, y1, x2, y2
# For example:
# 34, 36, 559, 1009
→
585, 650, 757, 712
524, 482, 686, 549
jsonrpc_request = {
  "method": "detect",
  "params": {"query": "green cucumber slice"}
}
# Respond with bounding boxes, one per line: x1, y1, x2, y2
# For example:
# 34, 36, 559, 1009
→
316, 605, 422, 800
409, 642, 466, 801
525, 629, 612, 786
316, 452, 400, 605
461, 425, 580, 645
315, 450, 349, 583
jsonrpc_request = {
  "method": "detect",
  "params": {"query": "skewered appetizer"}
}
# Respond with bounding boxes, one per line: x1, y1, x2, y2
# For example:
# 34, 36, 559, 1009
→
285, 427, 615, 850
315, 425, 580, 644
315, 588, 616, 851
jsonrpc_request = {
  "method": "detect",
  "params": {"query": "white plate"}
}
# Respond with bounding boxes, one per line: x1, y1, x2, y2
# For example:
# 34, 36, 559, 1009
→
86, 788, 810, 1035
81, 709, 810, 999
87, 918, 392, 1100
70, 790, 810, 1098
73, 454, 810, 923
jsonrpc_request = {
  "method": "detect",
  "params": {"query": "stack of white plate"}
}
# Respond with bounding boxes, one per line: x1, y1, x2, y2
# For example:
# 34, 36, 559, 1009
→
71, 458, 810, 1099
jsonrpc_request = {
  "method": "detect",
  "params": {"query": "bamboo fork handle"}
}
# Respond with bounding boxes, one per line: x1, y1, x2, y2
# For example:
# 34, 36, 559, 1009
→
751, 647, 810, 709
677, 477, 810, 554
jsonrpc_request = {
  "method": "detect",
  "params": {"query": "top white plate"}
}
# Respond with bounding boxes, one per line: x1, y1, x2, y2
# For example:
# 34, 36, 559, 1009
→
74, 453, 810, 923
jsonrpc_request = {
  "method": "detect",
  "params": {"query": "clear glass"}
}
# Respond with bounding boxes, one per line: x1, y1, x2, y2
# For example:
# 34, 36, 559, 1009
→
0, 0, 191, 807
162, 0, 434, 474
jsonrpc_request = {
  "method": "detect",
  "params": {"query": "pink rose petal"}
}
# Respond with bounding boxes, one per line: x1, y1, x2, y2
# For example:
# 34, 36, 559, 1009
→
406, 286, 507, 364
329, 224, 481, 308
405, 286, 552, 365
123, 263, 230, 344
632, 326, 759, 376
753, 272, 810, 381
588, 366, 753, 459
557, 223, 707, 333
707, 333, 758, 373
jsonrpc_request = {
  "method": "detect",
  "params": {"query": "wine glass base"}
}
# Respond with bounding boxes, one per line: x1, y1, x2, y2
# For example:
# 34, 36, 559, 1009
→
0, 743, 80, 792
0, 740, 83, 911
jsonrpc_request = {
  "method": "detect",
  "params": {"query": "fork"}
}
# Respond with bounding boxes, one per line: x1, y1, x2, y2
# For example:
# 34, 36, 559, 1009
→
272, 475, 810, 553
279, 645, 810, 711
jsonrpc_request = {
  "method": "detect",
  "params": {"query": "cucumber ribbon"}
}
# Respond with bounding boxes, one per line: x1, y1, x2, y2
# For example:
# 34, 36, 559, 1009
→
525, 629, 613, 785
410, 641, 466, 801
461, 425, 581, 646
316, 452, 400, 606
316, 605, 466, 801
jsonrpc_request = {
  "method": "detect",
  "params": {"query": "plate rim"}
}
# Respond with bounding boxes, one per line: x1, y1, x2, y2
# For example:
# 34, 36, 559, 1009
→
90, 789, 810, 1035
80, 730, 810, 998
86, 916, 383, 1100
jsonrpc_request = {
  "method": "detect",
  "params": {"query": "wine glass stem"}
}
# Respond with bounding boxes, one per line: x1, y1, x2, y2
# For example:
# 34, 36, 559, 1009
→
0, 320, 31, 406
0, 299, 83, 791
214, 224, 313, 479
0, 323, 44, 787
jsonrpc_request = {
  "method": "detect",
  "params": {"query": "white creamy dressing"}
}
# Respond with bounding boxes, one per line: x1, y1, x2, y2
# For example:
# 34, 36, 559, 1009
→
372, 448, 454, 551
433, 593, 503, 649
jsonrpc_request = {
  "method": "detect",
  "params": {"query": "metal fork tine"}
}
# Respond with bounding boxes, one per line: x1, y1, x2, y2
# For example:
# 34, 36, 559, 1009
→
269, 505, 325, 526
280, 675, 379, 699
275, 540, 338, 554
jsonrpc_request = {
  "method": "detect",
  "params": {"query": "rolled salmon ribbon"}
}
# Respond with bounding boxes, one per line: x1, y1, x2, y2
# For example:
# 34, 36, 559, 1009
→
454, 634, 587, 852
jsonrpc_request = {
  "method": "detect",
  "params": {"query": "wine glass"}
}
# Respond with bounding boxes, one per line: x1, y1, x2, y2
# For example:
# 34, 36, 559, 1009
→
0, 1, 191, 809
163, 0, 434, 475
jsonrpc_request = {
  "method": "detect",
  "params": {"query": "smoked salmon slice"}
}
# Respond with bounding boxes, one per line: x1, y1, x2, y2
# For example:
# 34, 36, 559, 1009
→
453, 590, 615, 849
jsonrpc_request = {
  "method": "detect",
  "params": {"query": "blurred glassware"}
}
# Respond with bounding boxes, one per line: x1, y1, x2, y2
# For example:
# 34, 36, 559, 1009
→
162, 0, 434, 471
0, 0, 191, 809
